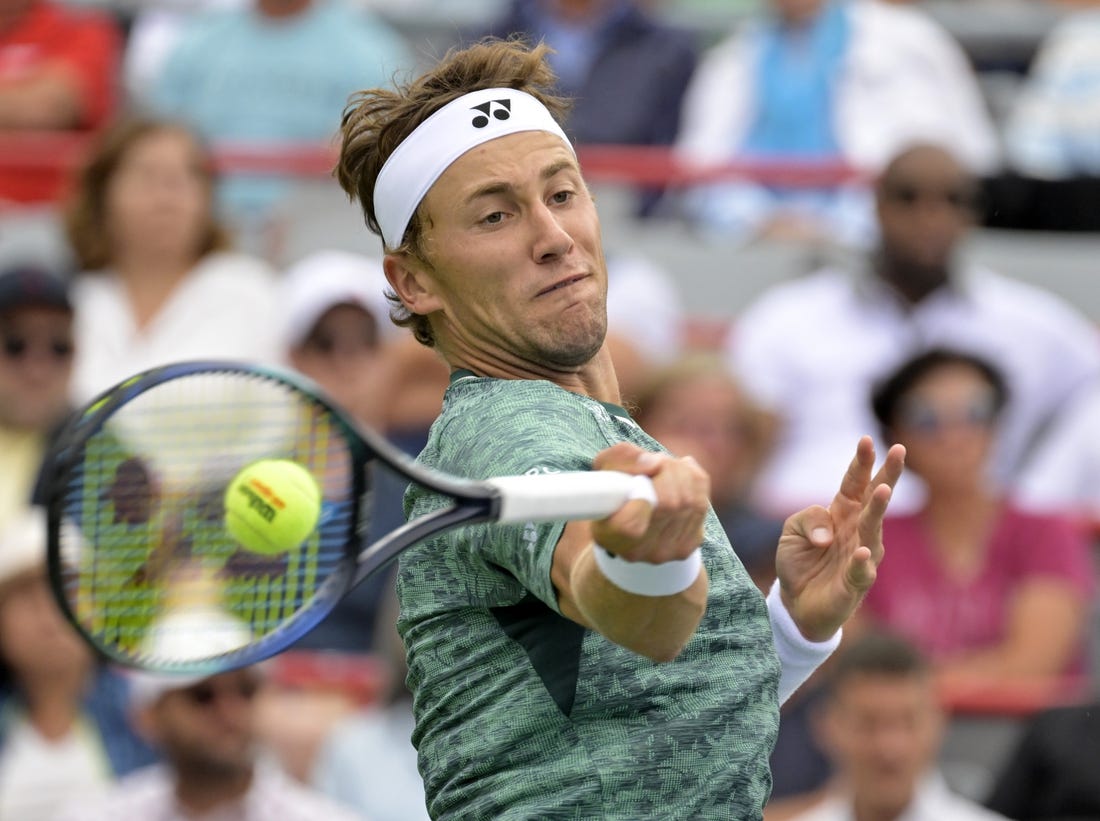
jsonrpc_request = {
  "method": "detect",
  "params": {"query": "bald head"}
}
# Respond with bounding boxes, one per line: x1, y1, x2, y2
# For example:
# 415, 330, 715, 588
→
873, 143, 979, 303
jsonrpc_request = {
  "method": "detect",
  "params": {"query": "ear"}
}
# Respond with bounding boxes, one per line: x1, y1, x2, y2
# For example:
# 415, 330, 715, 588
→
383, 253, 444, 317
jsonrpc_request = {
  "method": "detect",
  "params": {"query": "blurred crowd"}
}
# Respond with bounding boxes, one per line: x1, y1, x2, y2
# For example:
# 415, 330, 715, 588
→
1, 0, 1100, 819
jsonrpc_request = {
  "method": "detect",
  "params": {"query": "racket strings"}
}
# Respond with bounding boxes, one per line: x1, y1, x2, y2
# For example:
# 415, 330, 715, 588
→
55, 370, 356, 667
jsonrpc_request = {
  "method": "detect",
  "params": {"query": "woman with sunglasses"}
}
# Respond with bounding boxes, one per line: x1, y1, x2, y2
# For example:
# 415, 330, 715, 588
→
860, 348, 1095, 690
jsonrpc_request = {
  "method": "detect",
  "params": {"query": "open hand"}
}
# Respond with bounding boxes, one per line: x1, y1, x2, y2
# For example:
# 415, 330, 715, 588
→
775, 437, 905, 641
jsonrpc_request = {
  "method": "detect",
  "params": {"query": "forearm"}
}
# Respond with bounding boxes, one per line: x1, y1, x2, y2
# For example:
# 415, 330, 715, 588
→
566, 543, 708, 663
0, 70, 83, 129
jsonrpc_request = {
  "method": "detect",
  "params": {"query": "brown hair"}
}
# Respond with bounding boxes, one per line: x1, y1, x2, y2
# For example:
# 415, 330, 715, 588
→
334, 37, 571, 346
63, 116, 231, 271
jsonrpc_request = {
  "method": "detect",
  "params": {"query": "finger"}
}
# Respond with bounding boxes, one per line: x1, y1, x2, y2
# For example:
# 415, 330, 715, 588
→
867, 443, 906, 495
858, 483, 893, 564
846, 544, 877, 593
834, 436, 876, 505
784, 504, 834, 547
592, 443, 665, 476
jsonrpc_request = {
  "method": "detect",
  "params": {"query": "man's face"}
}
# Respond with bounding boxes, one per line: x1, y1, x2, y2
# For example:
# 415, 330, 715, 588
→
875, 147, 976, 277
393, 131, 609, 375
146, 670, 262, 777
819, 673, 943, 816
0, 306, 73, 430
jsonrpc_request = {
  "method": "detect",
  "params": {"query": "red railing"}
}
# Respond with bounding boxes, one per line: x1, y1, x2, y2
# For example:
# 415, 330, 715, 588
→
0, 130, 867, 187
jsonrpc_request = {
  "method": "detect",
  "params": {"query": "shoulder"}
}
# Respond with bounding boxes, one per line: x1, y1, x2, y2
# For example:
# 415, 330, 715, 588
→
967, 266, 1096, 331
738, 268, 856, 327
849, 0, 950, 40
56, 765, 173, 818
192, 251, 277, 282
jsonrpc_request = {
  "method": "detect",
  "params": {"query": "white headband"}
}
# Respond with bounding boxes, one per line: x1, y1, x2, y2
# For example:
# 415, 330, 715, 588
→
373, 87, 574, 249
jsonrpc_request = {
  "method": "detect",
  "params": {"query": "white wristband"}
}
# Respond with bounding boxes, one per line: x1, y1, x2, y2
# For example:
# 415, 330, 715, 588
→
592, 545, 703, 596
766, 580, 842, 704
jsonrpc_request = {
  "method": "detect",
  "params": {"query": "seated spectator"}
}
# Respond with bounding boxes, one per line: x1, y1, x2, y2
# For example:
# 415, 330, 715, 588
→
985, 697, 1100, 820
782, 630, 1008, 821
479, 0, 700, 215
1015, 380, 1100, 522
55, 663, 365, 820
861, 348, 1095, 687
0, 0, 121, 204
62, 116, 282, 404
140, 0, 412, 240
310, 578, 429, 821
0, 264, 72, 531
0, 506, 158, 821
726, 143, 1100, 519
123, 0, 248, 101
1002, 8, 1100, 181
603, 252, 686, 404
675, 0, 998, 247
279, 249, 448, 653
632, 353, 782, 590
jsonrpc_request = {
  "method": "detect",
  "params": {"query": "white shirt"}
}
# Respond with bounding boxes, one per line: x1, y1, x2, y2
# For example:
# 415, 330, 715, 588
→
0, 714, 110, 821
1016, 381, 1100, 516
54, 761, 369, 821
677, 0, 1000, 176
71, 252, 282, 404
789, 773, 1008, 821
728, 265, 1100, 515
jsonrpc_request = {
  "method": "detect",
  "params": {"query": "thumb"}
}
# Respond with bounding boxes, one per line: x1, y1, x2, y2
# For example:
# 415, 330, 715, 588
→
784, 504, 833, 548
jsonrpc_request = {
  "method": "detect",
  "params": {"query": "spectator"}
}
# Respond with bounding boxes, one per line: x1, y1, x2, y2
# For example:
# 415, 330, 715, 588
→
61, 116, 282, 404
602, 252, 686, 405
861, 348, 1095, 686
1002, 8, 1100, 180
675, 0, 998, 246
632, 353, 782, 590
141, 0, 412, 238
310, 579, 429, 821
785, 630, 1008, 821
123, 0, 248, 102
0, 0, 121, 204
479, 0, 700, 214
985, 698, 1100, 820
726, 142, 1100, 518
55, 663, 367, 820
0, 264, 72, 531
279, 248, 448, 653
1015, 381, 1100, 522
0, 506, 158, 821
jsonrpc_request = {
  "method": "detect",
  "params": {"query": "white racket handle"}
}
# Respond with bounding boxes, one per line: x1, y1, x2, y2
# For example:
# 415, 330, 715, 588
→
487, 471, 657, 523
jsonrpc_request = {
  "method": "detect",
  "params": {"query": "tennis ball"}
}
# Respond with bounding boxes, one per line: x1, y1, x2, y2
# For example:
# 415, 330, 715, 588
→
224, 459, 321, 555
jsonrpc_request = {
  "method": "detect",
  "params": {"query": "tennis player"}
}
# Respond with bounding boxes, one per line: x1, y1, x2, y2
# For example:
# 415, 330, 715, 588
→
335, 39, 905, 819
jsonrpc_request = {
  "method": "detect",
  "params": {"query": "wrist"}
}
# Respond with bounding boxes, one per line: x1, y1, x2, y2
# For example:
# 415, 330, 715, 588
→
592, 544, 703, 597
767, 580, 842, 646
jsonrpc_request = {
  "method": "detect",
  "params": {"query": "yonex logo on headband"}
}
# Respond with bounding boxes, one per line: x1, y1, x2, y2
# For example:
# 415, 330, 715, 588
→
373, 88, 574, 249
471, 99, 511, 128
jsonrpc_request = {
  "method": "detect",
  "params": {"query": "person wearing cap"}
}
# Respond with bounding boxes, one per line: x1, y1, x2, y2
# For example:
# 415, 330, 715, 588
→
0, 506, 158, 821
55, 660, 368, 821
0, 264, 76, 533
333, 38, 905, 819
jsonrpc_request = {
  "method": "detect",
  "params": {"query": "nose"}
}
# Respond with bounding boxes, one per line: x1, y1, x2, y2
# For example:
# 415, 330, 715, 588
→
529, 202, 573, 263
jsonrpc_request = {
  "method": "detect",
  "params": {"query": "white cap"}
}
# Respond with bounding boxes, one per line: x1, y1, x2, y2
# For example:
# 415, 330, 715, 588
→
127, 605, 255, 707
281, 250, 396, 350
0, 506, 47, 590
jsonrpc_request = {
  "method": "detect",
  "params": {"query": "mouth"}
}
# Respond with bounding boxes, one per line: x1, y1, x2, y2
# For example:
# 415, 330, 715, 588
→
536, 273, 589, 297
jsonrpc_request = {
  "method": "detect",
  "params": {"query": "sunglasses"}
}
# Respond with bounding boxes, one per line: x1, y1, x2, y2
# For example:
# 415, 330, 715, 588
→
882, 183, 976, 211
2, 334, 74, 362
182, 677, 260, 707
895, 393, 998, 435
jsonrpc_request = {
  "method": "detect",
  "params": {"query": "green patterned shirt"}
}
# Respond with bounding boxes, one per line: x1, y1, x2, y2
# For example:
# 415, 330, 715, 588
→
399, 372, 780, 820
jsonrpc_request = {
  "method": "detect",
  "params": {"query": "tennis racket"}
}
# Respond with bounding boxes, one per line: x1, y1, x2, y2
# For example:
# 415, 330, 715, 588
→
42, 361, 655, 676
